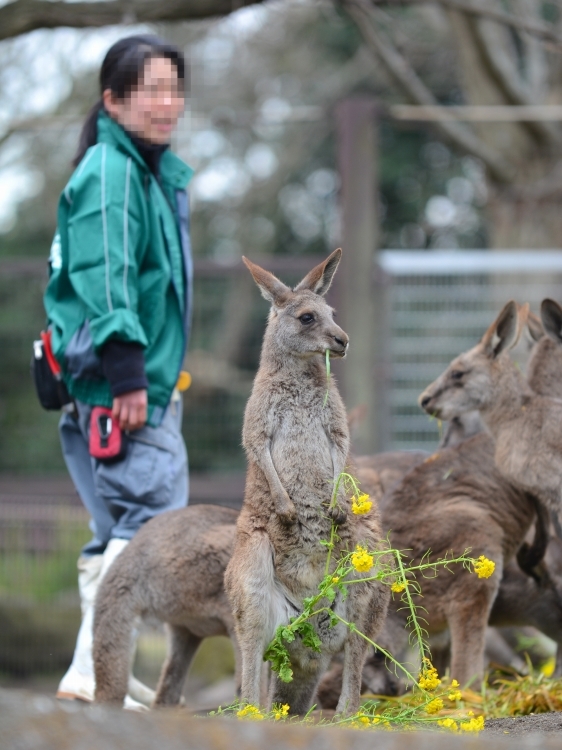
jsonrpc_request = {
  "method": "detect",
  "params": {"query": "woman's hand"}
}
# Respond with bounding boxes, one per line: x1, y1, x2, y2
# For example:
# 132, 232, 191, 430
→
112, 389, 148, 431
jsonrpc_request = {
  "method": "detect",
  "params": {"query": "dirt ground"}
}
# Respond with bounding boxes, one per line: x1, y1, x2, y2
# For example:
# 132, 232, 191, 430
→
484, 712, 562, 735
5, 681, 562, 737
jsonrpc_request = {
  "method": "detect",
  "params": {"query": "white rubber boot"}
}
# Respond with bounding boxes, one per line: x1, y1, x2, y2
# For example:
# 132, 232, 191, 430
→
56, 539, 150, 710
56, 553, 103, 702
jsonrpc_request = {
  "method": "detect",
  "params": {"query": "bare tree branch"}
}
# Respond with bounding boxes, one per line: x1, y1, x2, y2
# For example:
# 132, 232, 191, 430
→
509, 160, 562, 200
372, 0, 562, 49
513, 0, 550, 94
468, 8, 560, 145
1, 0, 559, 53
0, 0, 266, 42
341, 0, 515, 182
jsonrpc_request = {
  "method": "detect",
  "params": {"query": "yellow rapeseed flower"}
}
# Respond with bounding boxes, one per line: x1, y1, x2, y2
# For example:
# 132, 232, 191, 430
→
437, 718, 458, 732
541, 657, 556, 677
391, 581, 406, 593
448, 690, 462, 701
459, 715, 485, 733
351, 545, 374, 573
351, 493, 373, 515
450, 679, 460, 688
418, 659, 441, 691
473, 555, 495, 578
274, 703, 290, 720
237, 704, 264, 720
425, 698, 444, 714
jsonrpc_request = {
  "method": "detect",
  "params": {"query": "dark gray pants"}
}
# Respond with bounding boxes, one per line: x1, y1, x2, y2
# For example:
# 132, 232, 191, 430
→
59, 400, 188, 556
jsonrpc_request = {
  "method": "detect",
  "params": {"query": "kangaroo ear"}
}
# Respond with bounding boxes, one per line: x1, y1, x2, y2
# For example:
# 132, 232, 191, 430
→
527, 310, 545, 343
294, 248, 342, 296
242, 256, 291, 306
541, 299, 562, 344
481, 300, 522, 358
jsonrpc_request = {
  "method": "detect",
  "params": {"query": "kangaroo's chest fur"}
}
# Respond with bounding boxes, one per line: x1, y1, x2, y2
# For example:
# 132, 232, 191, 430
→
243, 372, 349, 512
268, 383, 336, 505
241, 367, 357, 595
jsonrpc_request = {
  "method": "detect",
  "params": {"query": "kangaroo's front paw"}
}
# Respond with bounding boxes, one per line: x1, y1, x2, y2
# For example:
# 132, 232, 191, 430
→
275, 492, 297, 524
328, 505, 347, 526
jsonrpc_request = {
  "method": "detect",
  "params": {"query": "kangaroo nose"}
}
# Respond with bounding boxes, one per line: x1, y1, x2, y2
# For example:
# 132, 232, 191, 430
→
420, 395, 431, 409
334, 335, 347, 348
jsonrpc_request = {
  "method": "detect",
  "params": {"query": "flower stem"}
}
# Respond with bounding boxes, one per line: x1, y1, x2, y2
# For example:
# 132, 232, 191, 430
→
323, 349, 331, 407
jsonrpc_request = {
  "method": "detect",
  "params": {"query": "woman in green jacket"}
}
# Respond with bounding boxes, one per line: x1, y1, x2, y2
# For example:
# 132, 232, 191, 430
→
44, 35, 194, 707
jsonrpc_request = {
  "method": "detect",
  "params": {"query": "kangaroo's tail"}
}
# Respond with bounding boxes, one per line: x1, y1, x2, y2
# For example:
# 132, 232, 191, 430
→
93, 561, 140, 705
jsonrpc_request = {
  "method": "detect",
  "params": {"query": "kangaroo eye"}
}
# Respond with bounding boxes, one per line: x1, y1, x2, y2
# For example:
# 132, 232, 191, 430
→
299, 313, 314, 324
451, 370, 464, 381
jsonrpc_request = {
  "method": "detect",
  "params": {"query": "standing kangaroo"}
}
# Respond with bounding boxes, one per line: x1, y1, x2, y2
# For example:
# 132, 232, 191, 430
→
224, 249, 389, 716
419, 300, 562, 537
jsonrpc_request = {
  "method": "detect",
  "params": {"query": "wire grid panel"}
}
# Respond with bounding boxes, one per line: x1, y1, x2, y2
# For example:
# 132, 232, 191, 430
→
380, 250, 562, 452
0, 501, 89, 678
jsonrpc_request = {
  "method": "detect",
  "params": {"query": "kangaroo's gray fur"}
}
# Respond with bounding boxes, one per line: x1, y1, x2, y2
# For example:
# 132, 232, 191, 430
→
317, 310, 562, 699
419, 300, 562, 537
224, 250, 389, 716
93, 504, 239, 706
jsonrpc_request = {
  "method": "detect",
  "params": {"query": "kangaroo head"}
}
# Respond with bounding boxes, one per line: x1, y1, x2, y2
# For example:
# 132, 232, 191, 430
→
243, 248, 349, 361
418, 301, 525, 421
527, 298, 562, 399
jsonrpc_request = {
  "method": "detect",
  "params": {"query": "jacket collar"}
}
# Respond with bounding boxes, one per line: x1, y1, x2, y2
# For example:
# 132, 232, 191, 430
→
96, 110, 194, 190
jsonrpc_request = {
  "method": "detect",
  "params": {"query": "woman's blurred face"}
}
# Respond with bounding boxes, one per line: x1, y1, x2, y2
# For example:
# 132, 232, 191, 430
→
103, 56, 185, 144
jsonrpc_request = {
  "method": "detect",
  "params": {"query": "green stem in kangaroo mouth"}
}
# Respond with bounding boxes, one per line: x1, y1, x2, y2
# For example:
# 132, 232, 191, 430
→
323, 348, 331, 408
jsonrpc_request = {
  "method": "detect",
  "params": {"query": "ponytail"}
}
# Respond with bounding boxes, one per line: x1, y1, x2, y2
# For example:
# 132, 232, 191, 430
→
73, 99, 104, 167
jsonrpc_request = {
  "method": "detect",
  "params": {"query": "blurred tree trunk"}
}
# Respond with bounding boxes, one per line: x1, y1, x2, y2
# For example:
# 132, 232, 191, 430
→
447, 3, 562, 248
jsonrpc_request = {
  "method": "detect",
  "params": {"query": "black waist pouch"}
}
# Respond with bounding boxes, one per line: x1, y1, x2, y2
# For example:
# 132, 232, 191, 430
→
31, 335, 73, 411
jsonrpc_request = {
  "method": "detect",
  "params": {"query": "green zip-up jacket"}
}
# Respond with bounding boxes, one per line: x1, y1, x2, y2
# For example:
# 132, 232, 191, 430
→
44, 111, 194, 426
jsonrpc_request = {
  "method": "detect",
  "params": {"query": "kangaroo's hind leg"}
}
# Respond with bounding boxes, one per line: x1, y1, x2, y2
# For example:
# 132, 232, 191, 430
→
335, 631, 370, 715
153, 625, 202, 706
447, 574, 499, 687
336, 581, 390, 715
226, 532, 287, 708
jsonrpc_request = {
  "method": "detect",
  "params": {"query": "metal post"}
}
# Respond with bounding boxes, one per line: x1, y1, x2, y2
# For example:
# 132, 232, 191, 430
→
334, 97, 381, 454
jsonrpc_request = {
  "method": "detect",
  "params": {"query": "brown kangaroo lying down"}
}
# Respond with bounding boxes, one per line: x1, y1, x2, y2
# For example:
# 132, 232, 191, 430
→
93, 504, 240, 706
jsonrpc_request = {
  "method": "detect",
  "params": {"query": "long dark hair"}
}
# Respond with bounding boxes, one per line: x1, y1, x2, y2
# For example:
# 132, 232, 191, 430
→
73, 35, 186, 166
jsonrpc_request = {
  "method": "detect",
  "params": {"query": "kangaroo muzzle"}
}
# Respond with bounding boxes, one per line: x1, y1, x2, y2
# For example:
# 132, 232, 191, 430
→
330, 328, 349, 357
